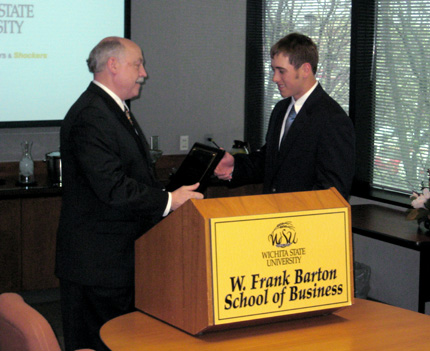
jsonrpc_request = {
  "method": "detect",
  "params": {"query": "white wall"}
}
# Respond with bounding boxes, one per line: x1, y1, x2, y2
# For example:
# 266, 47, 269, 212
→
130, 0, 246, 155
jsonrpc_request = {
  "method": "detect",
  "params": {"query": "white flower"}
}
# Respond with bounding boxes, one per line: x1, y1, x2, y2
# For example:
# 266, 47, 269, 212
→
411, 188, 430, 209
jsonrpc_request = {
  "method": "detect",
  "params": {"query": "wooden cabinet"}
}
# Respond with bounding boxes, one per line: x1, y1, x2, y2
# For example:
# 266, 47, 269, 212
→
0, 161, 61, 293
0, 199, 21, 292
21, 197, 61, 290
0, 196, 61, 293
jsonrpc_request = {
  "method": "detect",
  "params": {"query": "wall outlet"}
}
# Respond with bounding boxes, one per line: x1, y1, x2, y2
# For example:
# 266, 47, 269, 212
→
180, 135, 189, 151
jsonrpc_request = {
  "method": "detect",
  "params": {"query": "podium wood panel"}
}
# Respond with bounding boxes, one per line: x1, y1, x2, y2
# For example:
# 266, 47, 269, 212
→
135, 188, 352, 335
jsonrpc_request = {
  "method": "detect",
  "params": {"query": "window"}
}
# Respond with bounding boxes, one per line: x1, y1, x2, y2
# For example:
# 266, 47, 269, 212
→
372, 1, 430, 195
246, 0, 430, 205
352, 0, 430, 203
246, 0, 351, 147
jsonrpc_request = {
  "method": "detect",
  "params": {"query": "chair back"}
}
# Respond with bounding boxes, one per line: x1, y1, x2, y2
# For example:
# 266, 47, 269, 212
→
0, 292, 61, 351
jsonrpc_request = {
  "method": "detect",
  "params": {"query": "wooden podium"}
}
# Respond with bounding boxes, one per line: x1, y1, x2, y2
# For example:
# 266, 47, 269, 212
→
135, 188, 354, 335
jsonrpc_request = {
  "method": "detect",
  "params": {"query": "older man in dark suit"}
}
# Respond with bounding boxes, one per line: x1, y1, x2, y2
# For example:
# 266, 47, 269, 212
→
56, 37, 203, 351
215, 33, 355, 200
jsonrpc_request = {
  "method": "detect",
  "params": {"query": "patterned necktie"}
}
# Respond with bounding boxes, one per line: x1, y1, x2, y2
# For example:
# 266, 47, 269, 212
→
125, 109, 139, 135
280, 105, 297, 147
125, 109, 134, 126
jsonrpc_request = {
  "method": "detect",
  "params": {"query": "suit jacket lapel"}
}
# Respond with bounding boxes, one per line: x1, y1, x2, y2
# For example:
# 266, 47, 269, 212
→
263, 98, 290, 183
278, 108, 306, 156
273, 99, 290, 149
275, 85, 323, 172
126, 110, 153, 168
88, 83, 152, 167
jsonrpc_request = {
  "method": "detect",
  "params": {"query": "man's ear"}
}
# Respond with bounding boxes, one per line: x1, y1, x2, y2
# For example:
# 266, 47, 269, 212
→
106, 56, 118, 73
301, 62, 313, 76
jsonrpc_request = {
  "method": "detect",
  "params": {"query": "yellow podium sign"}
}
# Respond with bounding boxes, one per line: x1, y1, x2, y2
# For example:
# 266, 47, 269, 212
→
210, 207, 352, 324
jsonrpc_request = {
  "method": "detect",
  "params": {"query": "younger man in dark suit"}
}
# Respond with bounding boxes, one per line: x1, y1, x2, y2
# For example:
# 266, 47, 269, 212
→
56, 37, 203, 351
215, 32, 355, 199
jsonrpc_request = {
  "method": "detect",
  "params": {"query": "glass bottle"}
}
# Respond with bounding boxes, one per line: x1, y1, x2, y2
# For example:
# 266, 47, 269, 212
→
19, 141, 35, 184
231, 140, 250, 155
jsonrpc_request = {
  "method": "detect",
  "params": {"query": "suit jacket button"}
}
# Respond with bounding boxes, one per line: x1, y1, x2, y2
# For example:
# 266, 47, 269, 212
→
272, 188, 276, 192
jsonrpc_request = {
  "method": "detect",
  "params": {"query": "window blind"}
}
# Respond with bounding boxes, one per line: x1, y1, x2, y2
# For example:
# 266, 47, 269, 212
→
372, 0, 430, 194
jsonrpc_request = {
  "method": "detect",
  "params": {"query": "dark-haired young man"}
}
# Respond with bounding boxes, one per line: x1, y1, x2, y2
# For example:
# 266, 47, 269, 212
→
215, 32, 355, 200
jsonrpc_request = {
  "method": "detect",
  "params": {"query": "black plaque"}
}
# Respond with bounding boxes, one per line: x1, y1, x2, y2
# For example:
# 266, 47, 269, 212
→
165, 142, 225, 193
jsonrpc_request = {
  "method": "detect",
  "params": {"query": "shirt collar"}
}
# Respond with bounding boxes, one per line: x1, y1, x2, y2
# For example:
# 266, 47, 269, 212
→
92, 80, 128, 112
290, 81, 319, 113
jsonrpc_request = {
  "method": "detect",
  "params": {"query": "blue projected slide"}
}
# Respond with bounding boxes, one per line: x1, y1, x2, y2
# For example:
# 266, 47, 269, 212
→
0, 1, 125, 125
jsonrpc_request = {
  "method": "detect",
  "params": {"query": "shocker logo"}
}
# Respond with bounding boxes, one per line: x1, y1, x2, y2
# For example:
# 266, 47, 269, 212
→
268, 222, 298, 248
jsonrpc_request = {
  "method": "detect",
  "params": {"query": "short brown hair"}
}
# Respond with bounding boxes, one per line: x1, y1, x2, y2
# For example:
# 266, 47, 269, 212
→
270, 33, 318, 75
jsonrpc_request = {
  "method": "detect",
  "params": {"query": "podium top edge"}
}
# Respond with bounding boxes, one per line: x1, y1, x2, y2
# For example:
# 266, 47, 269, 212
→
190, 188, 350, 218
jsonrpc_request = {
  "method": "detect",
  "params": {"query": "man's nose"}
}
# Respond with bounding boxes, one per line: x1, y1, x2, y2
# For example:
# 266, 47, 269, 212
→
140, 65, 148, 77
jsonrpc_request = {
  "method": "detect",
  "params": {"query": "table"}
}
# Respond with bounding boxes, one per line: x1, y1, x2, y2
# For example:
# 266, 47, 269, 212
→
352, 204, 430, 312
352, 204, 430, 249
100, 299, 430, 350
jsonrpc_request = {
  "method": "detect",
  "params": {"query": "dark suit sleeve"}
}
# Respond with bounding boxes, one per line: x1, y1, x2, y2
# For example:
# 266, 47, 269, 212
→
313, 109, 355, 199
229, 98, 288, 188
230, 146, 266, 186
69, 107, 168, 219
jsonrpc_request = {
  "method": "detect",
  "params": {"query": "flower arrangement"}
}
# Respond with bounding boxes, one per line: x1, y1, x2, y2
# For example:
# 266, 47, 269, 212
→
406, 169, 430, 229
